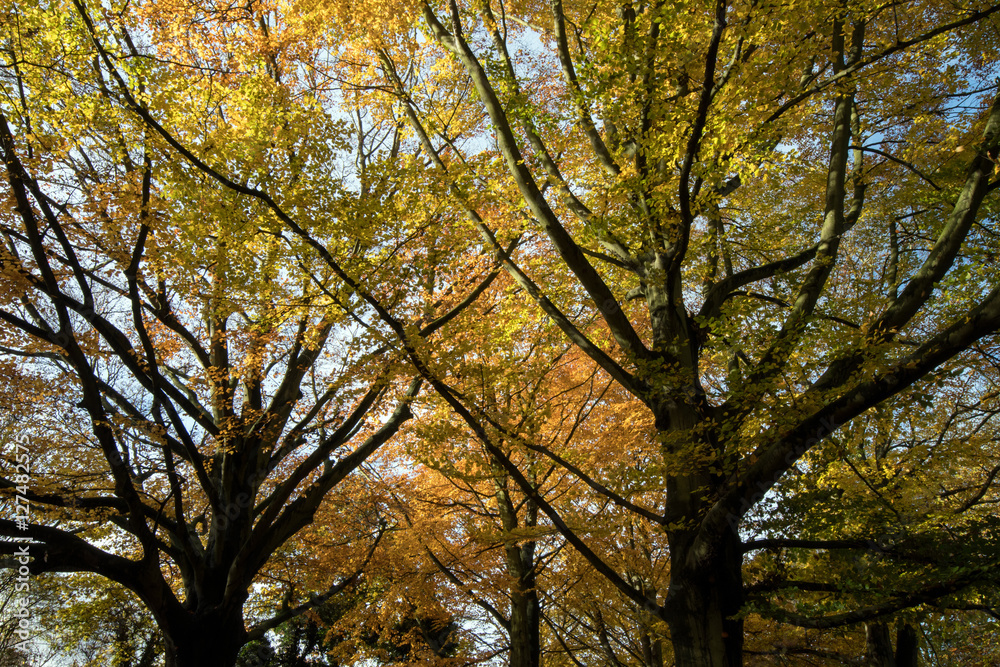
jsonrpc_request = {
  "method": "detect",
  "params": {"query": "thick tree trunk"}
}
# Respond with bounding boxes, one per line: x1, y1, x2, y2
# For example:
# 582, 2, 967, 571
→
895, 623, 919, 667
506, 529, 540, 667
509, 584, 541, 667
665, 529, 744, 667
652, 375, 743, 667
162, 608, 248, 667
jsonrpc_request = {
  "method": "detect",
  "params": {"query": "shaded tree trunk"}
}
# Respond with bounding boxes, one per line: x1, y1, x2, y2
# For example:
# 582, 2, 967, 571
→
640, 628, 665, 667
508, 576, 541, 667
665, 528, 744, 667
651, 360, 744, 667
895, 623, 919, 667
504, 512, 541, 667
865, 622, 895, 667
496, 472, 541, 667
864, 621, 920, 667
161, 606, 248, 667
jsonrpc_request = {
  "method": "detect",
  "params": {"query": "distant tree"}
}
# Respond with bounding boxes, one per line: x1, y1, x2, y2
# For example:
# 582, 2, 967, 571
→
0, 570, 35, 667
24, 574, 162, 667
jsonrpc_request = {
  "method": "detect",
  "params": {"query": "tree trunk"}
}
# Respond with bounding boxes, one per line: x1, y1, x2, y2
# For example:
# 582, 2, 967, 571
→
162, 608, 248, 667
895, 623, 919, 667
865, 622, 895, 667
665, 529, 744, 667
509, 583, 540, 667
654, 380, 744, 667
494, 462, 541, 667
640, 628, 665, 667
506, 534, 540, 667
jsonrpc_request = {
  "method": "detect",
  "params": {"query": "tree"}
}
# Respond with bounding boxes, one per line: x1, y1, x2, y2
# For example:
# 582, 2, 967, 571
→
326, 0, 1000, 664
0, 569, 44, 667
389, 295, 606, 667
27, 574, 161, 667
0, 1, 501, 665
739, 364, 1000, 664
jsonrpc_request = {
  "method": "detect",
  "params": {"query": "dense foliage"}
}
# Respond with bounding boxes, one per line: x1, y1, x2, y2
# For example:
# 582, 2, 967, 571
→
1, 0, 999, 665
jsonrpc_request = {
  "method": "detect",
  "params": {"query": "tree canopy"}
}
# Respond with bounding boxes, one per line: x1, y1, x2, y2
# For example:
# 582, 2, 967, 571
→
2, 0, 1000, 665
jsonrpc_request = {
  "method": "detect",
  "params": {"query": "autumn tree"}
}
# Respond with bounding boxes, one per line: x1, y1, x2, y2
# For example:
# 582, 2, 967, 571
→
0, 1, 502, 665
0, 569, 44, 667
379, 281, 677, 667
740, 359, 1000, 664
389, 296, 608, 667
320, 0, 1000, 664
250, 461, 466, 666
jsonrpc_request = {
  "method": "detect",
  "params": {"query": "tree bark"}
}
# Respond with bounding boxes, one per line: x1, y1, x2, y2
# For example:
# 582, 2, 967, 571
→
502, 499, 541, 667
665, 527, 744, 667
508, 580, 541, 667
640, 627, 665, 667
895, 623, 919, 667
865, 622, 895, 667
161, 607, 248, 667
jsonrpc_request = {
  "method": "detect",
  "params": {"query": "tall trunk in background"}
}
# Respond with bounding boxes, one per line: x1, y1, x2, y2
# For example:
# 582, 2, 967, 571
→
865, 621, 920, 667
497, 471, 541, 667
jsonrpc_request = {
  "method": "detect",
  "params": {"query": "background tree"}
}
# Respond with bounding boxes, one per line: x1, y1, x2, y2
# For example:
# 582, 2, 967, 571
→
381, 286, 681, 667
739, 360, 1000, 664
0, 569, 50, 667
390, 299, 598, 667
30, 574, 161, 667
